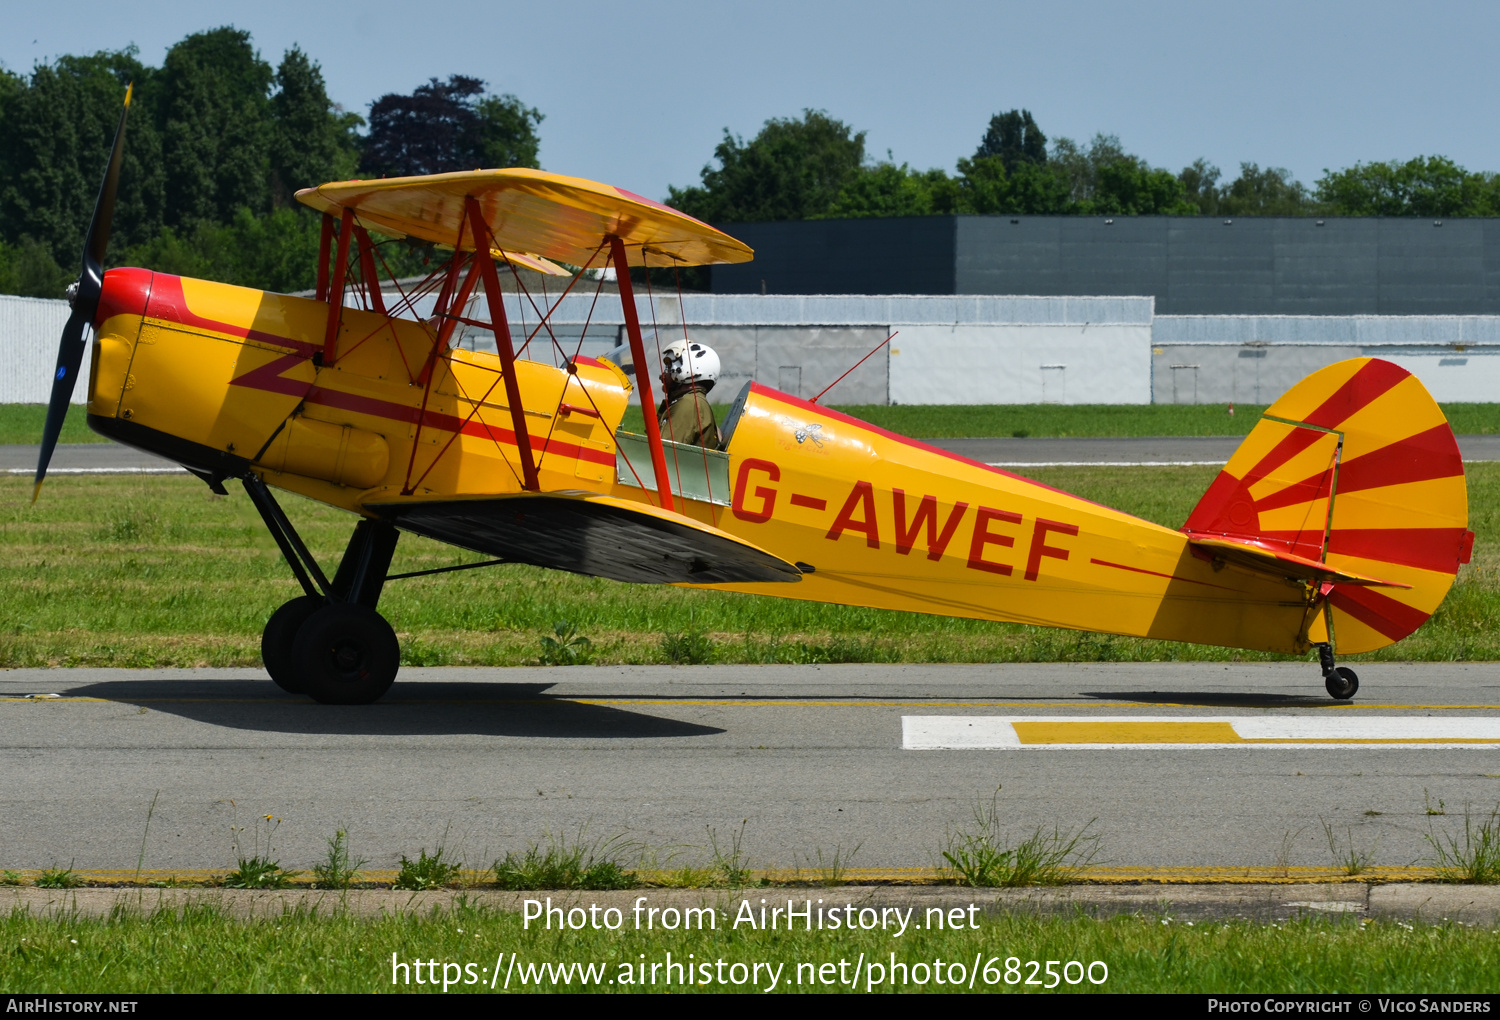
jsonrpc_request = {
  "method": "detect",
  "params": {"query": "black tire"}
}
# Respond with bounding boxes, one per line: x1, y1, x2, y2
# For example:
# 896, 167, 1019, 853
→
292, 603, 400, 705
261, 595, 324, 694
1325, 665, 1359, 700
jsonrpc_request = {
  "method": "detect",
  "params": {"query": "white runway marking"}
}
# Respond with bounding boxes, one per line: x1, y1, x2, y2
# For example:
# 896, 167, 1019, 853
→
902, 715, 1500, 749
5, 467, 184, 475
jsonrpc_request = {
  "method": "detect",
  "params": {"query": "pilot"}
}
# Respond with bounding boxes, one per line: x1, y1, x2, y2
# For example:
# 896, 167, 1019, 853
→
657, 338, 720, 449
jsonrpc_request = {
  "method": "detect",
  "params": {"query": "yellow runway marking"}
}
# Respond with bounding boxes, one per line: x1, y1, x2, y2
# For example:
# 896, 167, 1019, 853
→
906, 716, 1500, 749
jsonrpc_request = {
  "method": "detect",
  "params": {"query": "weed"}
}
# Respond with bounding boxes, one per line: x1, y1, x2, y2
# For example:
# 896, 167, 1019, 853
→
661, 627, 715, 665
1426, 789, 1447, 816
225, 810, 297, 889
0, 871, 21, 886
538, 620, 594, 665
942, 788, 1101, 887
394, 848, 460, 891
493, 828, 635, 890
312, 830, 367, 890
1274, 828, 1304, 879
36, 867, 82, 889
707, 820, 753, 888
1321, 818, 1378, 876
1424, 803, 1500, 883
800, 843, 860, 887
134, 790, 159, 886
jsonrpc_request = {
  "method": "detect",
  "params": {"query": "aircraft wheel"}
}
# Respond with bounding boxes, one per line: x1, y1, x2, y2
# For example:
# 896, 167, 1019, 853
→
292, 603, 400, 705
261, 595, 324, 694
1325, 666, 1359, 701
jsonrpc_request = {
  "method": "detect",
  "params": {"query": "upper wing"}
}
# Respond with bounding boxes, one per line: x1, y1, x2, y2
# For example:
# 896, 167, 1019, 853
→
295, 169, 753, 269
367, 490, 802, 585
296, 188, 571, 277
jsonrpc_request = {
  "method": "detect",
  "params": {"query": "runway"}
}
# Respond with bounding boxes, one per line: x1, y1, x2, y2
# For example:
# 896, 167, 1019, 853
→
3, 663, 1497, 876
6, 434, 1500, 475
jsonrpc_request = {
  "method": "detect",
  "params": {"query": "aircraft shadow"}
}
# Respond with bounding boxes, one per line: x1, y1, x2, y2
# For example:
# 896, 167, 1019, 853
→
64, 680, 725, 739
1081, 690, 1334, 708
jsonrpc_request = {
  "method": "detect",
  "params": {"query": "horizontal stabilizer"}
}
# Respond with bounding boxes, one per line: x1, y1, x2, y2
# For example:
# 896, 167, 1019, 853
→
368, 491, 802, 585
1184, 534, 1411, 589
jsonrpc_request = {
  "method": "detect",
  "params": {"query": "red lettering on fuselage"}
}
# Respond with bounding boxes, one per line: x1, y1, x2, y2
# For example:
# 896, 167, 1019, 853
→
732, 459, 780, 523
966, 506, 1022, 575
893, 488, 969, 561
826, 481, 880, 548
1024, 518, 1079, 581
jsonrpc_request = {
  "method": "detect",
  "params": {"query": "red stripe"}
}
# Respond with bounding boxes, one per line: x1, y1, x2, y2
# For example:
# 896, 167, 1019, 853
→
1241, 426, 1327, 488
1089, 557, 1237, 591
230, 352, 314, 398
1250, 464, 1335, 514
304, 386, 616, 466
146, 274, 320, 356
1327, 585, 1431, 642
1301, 359, 1410, 430
1320, 527, 1469, 575
789, 493, 827, 510
1335, 423, 1464, 494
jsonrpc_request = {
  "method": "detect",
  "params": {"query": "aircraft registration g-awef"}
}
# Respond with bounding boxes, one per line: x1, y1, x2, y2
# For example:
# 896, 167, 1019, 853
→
36, 88, 1475, 704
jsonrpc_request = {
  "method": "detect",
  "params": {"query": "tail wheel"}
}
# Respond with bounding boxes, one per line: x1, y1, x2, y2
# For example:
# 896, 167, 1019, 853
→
1325, 666, 1359, 701
292, 603, 400, 705
261, 595, 324, 694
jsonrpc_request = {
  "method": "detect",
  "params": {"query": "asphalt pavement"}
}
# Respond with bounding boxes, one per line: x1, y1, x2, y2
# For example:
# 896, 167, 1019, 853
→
2, 663, 1497, 875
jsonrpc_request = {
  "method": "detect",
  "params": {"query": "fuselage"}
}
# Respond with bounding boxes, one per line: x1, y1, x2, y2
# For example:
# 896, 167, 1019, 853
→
86, 265, 1334, 655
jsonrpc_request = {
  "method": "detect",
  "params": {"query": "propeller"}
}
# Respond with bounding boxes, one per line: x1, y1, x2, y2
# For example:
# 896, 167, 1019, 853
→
33, 82, 132, 502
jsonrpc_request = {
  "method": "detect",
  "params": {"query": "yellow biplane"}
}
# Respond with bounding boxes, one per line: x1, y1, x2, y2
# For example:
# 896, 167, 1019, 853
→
36, 89, 1475, 704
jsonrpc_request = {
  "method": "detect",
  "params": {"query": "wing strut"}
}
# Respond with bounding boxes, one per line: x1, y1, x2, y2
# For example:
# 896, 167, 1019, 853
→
465, 197, 540, 491
321, 207, 355, 365
609, 235, 675, 512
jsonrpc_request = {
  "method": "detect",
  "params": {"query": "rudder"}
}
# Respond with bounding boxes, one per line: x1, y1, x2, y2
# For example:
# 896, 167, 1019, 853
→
1183, 358, 1472, 653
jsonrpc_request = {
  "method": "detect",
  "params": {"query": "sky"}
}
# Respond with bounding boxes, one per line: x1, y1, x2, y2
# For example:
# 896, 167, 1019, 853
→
3, 0, 1499, 201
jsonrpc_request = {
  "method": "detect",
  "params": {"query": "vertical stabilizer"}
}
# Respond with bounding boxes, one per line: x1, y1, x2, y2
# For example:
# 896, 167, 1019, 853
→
1183, 358, 1472, 653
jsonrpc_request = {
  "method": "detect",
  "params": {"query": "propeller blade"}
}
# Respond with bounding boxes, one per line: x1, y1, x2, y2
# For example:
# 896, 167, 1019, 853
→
32, 310, 91, 501
32, 83, 132, 502
77, 82, 132, 316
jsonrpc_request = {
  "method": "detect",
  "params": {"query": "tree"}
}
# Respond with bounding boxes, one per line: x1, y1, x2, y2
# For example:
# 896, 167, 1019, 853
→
975, 108, 1047, 170
269, 46, 360, 203
1315, 156, 1500, 217
667, 110, 867, 222
1178, 158, 1222, 214
158, 28, 275, 229
1219, 163, 1312, 216
951, 156, 1071, 214
0, 48, 163, 268
824, 161, 957, 218
362, 75, 542, 177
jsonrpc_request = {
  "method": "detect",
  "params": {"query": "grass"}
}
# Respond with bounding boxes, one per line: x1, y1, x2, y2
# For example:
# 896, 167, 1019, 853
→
492, 828, 636, 891
3, 463, 1500, 668
1, 906, 1498, 993
394, 849, 461, 891
942, 790, 1102, 887
0, 404, 109, 445
312, 830, 368, 891
1425, 804, 1500, 884
1321, 819, 1378, 877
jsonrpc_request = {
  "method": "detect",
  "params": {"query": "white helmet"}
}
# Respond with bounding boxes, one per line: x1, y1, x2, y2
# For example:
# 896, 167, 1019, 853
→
661, 338, 720, 390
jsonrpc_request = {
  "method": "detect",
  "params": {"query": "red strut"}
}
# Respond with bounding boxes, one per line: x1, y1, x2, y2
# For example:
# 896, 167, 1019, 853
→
609, 236, 674, 512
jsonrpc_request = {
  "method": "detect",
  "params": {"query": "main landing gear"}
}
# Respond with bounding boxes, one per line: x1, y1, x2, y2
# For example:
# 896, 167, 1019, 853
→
1316, 642, 1359, 700
244, 476, 401, 705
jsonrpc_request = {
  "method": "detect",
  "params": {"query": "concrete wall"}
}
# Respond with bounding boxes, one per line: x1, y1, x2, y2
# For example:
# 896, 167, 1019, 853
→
7, 286, 1497, 408
0, 295, 84, 404
1152, 315, 1500, 404
712, 215, 1500, 315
